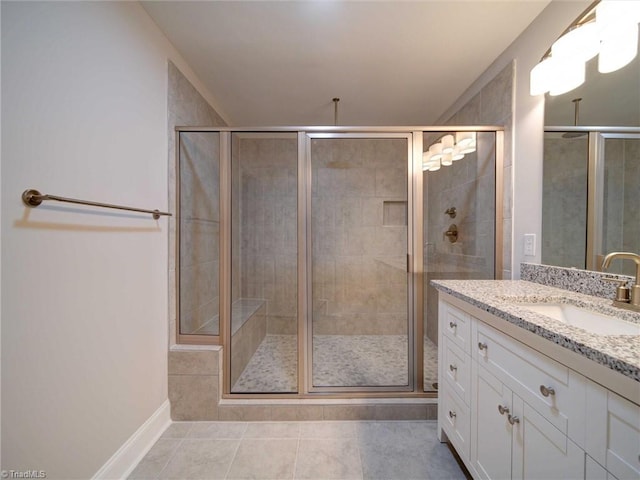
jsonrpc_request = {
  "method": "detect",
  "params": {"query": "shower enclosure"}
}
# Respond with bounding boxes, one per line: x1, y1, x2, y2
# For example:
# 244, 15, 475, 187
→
542, 128, 640, 275
176, 127, 502, 397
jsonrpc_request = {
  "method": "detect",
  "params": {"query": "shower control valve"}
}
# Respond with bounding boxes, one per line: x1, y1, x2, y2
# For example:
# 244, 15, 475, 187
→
444, 224, 458, 243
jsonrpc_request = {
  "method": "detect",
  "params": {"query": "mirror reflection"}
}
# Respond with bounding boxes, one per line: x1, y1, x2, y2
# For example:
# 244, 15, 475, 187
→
542, 35, 640, 276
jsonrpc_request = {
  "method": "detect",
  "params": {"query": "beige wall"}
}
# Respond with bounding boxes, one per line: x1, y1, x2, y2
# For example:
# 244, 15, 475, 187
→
1, 2, 220, 477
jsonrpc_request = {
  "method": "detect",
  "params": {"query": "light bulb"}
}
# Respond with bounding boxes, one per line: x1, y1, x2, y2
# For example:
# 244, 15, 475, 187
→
429, 142, 443, 161
597, 1, 640, 27
551, 22, 600, 62
441, 135, 455, 154
459, 143, 476, 155
427, 159, 441, 172
441, 154, 453, 166
451, 145, 464, 161
549, 58, 585, 95
422, 151, 432, 171
598, 23, 638, 73
530, 57, 555, 96
455, 132, 475, 148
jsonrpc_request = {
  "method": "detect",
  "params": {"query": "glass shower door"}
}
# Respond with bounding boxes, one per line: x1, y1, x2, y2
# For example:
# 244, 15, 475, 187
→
229, 132, 299, 393
598, 133, 640, 275
308, 134, 412, 390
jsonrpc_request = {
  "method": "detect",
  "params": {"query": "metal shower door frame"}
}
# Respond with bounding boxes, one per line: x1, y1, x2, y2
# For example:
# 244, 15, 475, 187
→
302, 131, 417, 394
174, 125, 504, 399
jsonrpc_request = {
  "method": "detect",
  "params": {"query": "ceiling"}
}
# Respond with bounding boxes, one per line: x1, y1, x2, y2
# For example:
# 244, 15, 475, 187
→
142, 0, 551, 126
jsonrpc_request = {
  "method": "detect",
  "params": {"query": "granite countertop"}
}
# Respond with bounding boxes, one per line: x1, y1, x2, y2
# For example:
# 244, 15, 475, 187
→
431, 280, 640, 382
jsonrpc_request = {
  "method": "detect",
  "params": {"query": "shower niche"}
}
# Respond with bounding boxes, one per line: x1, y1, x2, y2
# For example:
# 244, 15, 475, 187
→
175, 127, 501, 397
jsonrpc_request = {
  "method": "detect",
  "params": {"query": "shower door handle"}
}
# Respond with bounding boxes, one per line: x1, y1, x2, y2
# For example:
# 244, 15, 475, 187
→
407, 254, 410, 273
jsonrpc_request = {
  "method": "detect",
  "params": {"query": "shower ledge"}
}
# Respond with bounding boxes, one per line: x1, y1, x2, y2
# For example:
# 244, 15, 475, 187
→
374, 256, 405, 271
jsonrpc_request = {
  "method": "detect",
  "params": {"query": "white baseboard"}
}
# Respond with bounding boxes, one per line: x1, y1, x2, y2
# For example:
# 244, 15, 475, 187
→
93, 399, 171, 480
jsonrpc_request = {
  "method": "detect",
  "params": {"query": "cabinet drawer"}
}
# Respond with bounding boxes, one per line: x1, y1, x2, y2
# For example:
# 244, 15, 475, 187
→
441, 301, 471, 353
442, 387, 470, 462
443, 337, 471, 406
606, 393, 640, 480
474, 321, 583, 437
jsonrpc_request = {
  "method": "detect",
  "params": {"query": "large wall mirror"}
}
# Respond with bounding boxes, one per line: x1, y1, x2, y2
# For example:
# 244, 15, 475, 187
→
542, 30, 640, 276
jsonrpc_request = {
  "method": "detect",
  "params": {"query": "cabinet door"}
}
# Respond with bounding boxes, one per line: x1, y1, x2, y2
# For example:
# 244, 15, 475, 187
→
512, 399, 585, 480
586, 384, 640, 480
473, 365, 513, 480
442, 387, 471, 461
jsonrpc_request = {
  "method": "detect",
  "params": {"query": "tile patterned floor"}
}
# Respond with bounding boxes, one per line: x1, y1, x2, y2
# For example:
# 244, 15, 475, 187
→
232, 335, 439, 393
128, 420, 468, 480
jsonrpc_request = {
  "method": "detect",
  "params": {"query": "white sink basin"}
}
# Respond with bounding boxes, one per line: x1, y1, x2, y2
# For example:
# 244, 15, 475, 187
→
519, 303, 640, 336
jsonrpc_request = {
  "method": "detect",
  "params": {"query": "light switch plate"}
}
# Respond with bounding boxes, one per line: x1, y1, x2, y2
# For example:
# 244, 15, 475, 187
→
524, 234, 536, 256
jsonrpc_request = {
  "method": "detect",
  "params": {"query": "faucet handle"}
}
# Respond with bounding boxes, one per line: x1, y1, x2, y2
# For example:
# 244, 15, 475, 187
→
603, 277, 630, 303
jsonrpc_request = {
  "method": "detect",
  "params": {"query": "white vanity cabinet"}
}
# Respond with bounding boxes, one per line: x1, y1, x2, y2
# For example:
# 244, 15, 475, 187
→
439, 302, 473, 461
585, 383, 640, 479
437, 296, 640, 480
472, 363, 585, 480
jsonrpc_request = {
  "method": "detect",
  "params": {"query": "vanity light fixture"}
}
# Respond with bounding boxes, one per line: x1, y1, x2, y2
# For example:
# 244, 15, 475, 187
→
423, 132, 477, 173
530, 0, 640, 96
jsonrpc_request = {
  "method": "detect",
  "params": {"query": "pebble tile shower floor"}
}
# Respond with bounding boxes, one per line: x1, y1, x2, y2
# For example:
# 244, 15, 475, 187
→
232, 335, 439, 392
128, 420, 467, 480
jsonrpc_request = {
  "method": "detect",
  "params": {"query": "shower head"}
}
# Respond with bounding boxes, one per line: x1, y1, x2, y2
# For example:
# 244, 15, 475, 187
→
562, 131, 587, 138
562, 98, 587, 138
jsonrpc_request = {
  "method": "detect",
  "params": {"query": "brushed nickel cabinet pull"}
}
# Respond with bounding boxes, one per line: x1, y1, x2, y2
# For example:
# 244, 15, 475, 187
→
449, 364, 457, 372
540, 385, 556, 397
448, 410, 457, 419
508, 414, 520, 425
449, 321, 457, 329
478, 342, 488, 351
498, 405, 510, 415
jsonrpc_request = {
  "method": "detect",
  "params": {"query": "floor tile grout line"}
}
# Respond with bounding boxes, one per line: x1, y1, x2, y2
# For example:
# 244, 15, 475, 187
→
155, 436, 186, 479
355, 426, 366, 480
222, 435, 244, 480
292, 434, 302, 480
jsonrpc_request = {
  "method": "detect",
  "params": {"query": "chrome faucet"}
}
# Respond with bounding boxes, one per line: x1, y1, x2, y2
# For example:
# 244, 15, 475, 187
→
601, 252, 640, 312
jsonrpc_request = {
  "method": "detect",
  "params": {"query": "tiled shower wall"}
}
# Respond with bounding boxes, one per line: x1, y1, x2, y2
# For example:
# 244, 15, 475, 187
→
424, 62, 514, 344
311, 138, 408, 335
541, 136, 639, 276
541, 135, 587, 269
233, 136, 298, 335
168, 62, 226, 420
168, 61, 227, 340
437, 61, 514, 278
178, 132, 220, 335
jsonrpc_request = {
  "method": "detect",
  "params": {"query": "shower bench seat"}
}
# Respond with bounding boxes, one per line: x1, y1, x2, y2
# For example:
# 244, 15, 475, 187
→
229, 298, 267, 387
